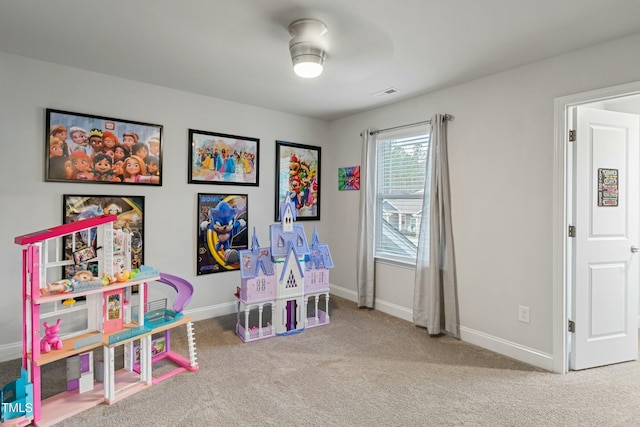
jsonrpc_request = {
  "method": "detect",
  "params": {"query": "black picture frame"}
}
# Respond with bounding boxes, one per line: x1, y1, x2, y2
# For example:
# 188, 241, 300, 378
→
197, 193, 249, 275
274, 140, 321, 221
62, 194, 145, 280
46, 108, 163, 185
188, 129, 259, 186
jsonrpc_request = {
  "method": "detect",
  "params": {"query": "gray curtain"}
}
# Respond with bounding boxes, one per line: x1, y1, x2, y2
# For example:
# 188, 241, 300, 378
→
356, 129, 377, 308
413, 114, 460, 337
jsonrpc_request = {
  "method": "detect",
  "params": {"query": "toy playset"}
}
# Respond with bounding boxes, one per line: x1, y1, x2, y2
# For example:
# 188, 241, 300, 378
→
1, 214, 198, 427
235, 192, 333, 342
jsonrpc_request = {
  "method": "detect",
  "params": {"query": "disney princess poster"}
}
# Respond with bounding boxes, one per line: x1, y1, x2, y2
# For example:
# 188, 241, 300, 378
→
197, 193, 249, 275
188, 129, 259, 186
274, 140, 321, 221
46, 108, 163, 185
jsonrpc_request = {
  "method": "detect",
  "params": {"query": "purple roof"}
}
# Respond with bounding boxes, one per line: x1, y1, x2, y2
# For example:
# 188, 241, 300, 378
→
269, 223, 309, 258
239, 247, 274, 279
305, 226, 334, 270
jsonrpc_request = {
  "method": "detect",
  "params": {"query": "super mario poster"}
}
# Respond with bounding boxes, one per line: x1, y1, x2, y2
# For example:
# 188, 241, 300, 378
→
197, 193, 249, 275
275, 140, 321, 221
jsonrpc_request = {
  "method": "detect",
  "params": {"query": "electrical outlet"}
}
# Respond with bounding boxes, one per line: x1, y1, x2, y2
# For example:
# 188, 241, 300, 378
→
518, 305, 530, 323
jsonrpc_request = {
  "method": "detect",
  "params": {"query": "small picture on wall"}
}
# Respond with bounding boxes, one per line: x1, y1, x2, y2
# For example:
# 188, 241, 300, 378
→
46, 108, 163, 185
338, 166, 360, 191
197, 193, 249, 275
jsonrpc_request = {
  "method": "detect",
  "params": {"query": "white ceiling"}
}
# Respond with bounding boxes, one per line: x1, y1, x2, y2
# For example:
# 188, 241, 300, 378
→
2, 0, 640, 121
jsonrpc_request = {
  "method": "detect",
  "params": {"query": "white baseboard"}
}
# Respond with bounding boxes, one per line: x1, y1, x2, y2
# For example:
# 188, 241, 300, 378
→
373, 298, 413, 322
184, 300, 237, 322
0, 302, 240, 364
0, 341, 21, 363
460, 326, 554, 371
328, 283, 357, 302
0, 287, 554, 373
329, 284, 413, 322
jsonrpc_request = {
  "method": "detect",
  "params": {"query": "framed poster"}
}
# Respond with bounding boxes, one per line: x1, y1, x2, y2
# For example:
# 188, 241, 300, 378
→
188, 129, 259, 186
46, 108, 163, 185
274, 140, 321, 221
338, 166, 360, 191
197, 193, 249, 275
62, 195, 144, 280
598, 168, 619, 206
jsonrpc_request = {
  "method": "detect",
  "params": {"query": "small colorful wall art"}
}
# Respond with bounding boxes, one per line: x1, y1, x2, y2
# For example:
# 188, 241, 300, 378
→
598, 168, 619, 206
338, 166, 360, 191
197, 193, 249, 275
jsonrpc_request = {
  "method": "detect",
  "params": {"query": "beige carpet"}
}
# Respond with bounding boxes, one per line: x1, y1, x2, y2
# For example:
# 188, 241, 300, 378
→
1, 295, 640, 427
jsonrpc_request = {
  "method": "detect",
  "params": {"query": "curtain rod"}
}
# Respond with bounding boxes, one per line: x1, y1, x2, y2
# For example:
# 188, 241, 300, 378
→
368, 114, 454, 135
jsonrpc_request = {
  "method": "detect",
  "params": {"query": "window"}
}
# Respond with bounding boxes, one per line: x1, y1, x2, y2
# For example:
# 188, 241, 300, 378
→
374, 126, 431, 264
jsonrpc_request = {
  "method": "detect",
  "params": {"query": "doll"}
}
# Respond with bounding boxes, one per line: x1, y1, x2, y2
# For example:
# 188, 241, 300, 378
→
40, 270, 100, 296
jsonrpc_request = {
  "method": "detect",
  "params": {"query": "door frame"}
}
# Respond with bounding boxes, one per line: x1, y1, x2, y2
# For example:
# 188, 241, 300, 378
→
553, 80, 640, 374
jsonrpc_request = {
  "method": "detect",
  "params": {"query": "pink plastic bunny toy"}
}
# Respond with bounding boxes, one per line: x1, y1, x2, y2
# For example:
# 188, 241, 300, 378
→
41, 319, 63, 353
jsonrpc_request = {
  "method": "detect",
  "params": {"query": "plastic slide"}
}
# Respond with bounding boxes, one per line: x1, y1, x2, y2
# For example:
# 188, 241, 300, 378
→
157, 273, 194, 313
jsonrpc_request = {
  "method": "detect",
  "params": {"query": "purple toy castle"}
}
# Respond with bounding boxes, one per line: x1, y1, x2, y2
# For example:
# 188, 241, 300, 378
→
235, 193, 334, 342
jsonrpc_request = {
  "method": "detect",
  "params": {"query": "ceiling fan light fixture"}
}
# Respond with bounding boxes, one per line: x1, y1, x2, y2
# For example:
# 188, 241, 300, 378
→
288, 18, 328, 79
290, 46, 326, 78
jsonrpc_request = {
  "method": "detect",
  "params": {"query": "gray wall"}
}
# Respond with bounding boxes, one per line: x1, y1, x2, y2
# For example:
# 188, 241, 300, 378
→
324, 32, 640, 369
3, 31, 640, 369
0, 52, 329, 361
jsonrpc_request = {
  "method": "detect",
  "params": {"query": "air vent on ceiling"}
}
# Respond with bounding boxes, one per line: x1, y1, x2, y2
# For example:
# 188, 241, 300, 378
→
373, 87, 401, 97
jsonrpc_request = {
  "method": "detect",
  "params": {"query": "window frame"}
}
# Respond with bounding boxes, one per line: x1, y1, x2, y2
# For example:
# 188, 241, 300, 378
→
373, 125, 431, 265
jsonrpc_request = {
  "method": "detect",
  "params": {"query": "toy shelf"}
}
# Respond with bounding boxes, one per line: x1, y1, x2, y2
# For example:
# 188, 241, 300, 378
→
31, 314, 194, 427
32, 277, 157, 305
28, 331, 102, 366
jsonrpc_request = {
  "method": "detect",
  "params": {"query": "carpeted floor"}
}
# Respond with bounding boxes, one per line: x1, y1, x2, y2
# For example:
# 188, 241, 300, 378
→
2, 295, 640, 427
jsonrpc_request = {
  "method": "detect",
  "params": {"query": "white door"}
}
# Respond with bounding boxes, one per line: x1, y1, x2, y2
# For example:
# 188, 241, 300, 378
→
571, 106, 640, 370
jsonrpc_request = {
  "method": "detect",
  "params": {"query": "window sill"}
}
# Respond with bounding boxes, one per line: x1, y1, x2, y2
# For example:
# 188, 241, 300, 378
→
374, 256, 416, 269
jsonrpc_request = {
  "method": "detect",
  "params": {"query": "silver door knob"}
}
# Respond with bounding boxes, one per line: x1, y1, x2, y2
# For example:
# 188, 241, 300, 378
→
632, 246, 640, 253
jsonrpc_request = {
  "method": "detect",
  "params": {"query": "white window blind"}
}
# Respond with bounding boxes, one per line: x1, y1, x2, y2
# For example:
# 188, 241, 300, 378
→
374, 126, 431, 263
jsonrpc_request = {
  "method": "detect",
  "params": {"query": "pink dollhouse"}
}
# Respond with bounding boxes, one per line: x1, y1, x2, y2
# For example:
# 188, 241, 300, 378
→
8, 214, 198, 427
235, 193, 333, 342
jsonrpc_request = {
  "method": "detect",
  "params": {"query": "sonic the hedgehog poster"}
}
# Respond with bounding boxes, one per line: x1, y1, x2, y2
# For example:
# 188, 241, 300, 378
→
197, 193, 248, 275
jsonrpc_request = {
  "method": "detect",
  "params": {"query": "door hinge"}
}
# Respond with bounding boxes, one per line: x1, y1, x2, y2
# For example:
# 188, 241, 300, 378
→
569, 129, 576, 142
568, 320, 575, 333
568, 225, 576, 238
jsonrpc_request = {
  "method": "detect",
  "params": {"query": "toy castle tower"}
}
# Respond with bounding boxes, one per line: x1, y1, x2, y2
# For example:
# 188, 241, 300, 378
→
236, 192, 332, 342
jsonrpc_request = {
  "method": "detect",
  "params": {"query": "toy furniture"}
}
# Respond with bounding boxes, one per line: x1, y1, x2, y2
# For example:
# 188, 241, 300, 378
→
0, 368, 33, 427
9, 214, 198, 426
235, 193, 333, 342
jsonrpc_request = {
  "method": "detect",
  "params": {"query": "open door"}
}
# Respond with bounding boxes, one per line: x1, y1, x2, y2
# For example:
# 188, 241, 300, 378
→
570, 106, 640, 370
